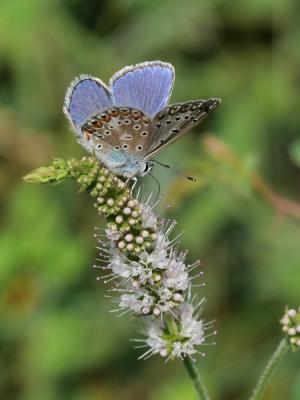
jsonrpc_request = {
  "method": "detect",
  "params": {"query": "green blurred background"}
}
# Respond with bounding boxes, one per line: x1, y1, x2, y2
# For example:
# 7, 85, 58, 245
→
1, 1, 300, 399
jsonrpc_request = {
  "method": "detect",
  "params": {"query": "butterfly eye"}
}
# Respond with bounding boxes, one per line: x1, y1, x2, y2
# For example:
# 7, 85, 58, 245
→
143, 163, 151, 173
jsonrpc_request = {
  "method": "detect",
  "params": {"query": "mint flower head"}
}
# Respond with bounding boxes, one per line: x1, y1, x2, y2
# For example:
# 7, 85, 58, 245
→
139, 302, 216, 361
280, 307, 300, 349
94, 184, 213, 360
25, 156, 214, 361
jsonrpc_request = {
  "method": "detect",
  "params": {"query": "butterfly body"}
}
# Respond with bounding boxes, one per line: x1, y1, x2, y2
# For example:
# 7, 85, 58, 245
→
64, 61, 221, 178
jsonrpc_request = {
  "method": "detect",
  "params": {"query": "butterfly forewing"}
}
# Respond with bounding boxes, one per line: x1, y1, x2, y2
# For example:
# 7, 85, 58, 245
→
145, 98, 221, 159
110, 61, 174, 118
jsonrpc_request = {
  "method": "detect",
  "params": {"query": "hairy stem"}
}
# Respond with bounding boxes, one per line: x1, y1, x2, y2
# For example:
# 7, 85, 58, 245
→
250, 338, 289, 400
183, 357, 210, 400
165, 314, 210, 399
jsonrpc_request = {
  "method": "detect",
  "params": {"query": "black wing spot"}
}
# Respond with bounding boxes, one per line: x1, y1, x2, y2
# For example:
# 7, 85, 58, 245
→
123, 144, 129, 149
96, 144, 102, 149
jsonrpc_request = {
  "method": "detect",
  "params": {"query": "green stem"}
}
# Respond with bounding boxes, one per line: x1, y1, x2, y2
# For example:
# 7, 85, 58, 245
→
183, 357, 210, 400
250, 337, 289, 400
165, 314, 210, 400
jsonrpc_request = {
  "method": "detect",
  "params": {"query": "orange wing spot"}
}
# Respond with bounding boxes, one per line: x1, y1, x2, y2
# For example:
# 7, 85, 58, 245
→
83, 130, 92, 141
92, 120, 103, 128
120, 108, 130, 116
108, 109, 119, 117
102, 114, 111, 123
131, 110, 142, 120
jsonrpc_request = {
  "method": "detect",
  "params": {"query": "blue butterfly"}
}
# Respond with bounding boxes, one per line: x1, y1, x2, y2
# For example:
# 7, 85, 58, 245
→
64, 61, 221, 179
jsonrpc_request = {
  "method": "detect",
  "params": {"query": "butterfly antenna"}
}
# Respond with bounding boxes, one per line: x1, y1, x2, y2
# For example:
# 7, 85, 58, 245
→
152, 160, 197, 181
149, 172, 161, 204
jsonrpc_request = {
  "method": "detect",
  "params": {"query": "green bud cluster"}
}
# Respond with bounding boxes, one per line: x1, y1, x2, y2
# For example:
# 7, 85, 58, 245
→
281, 307, 300, 349
88, 165, 157, 256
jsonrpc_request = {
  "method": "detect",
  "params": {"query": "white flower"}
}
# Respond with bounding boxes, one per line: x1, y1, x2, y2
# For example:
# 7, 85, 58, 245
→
120, 291, 155, 315
109, 254, 131, 278
105, 227, 121, 241
140, 204, 157, 228
139, 302, 214, 360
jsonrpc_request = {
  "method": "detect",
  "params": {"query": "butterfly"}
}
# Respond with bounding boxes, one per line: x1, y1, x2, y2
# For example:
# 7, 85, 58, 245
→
63, 61, 221, 179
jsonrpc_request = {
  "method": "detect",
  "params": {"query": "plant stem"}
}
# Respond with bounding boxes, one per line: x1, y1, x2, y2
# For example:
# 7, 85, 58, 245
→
164, 314, 210, 400
183, 356, 210, 400
250, 337, 289, 400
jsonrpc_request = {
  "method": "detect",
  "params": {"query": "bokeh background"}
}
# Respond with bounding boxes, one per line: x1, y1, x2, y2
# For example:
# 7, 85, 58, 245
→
1, 1, 300, 399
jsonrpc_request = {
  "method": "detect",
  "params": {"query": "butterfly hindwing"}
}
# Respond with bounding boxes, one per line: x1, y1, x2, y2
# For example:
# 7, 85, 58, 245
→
81, 107, 152, 162
145, 98, 221, 159
63, 75, 112, 130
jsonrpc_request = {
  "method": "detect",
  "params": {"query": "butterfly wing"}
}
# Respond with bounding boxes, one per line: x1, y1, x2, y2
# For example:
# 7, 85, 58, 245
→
144, 98, 221, 159
110, 61, 175, 118
81, 107, 152, 174
63, 74, 113, 152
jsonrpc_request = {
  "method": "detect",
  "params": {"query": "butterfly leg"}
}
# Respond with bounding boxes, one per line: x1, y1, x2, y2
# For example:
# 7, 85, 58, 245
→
130, 177, 138, 193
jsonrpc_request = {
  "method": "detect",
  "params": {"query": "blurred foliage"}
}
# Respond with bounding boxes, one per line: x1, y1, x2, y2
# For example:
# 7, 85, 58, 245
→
0, 0, 300, 399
